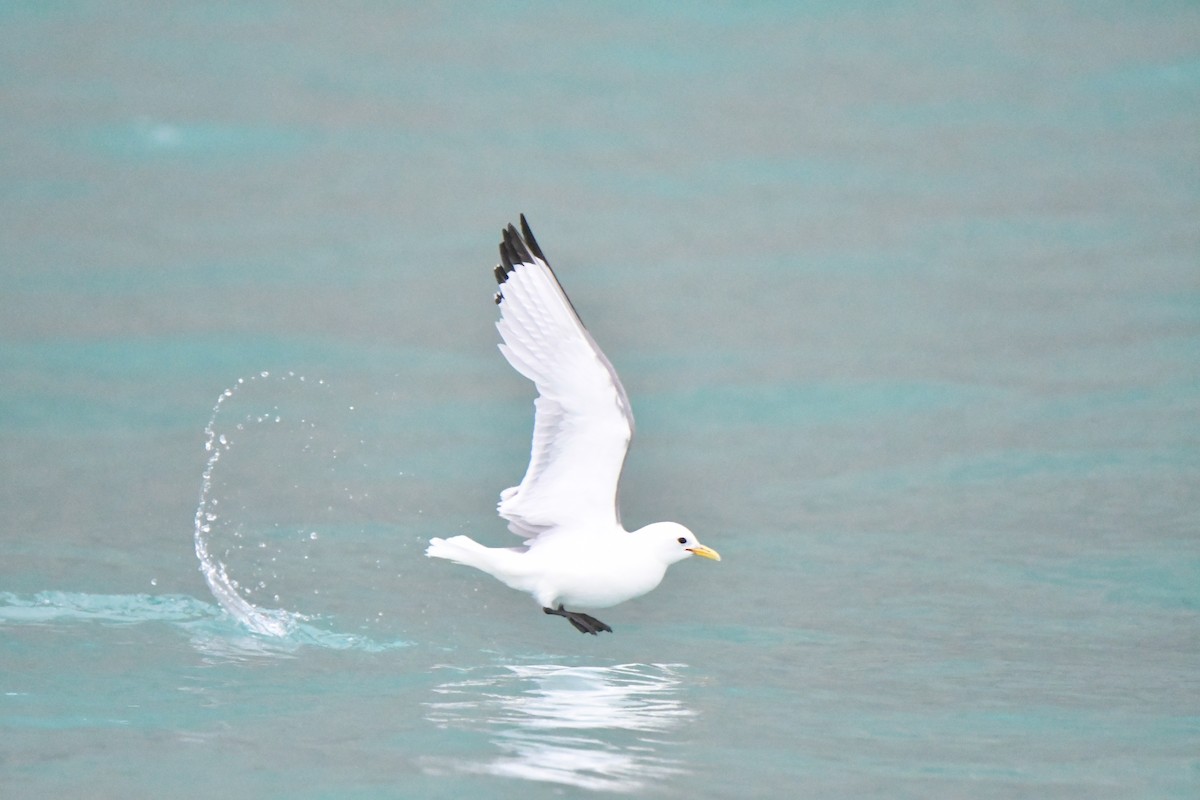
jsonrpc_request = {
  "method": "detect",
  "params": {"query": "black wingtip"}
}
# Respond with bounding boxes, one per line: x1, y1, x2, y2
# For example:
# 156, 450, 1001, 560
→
497, 236, 514, 277
519, 214, 547, 263
504, 223, 534, 264
491, 215, 589, 325
496, 215, 545, 289
496, 229, 519, 286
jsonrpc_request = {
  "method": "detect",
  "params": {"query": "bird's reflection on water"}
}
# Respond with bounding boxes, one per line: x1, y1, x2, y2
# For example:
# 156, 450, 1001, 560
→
424, 662, 695, 792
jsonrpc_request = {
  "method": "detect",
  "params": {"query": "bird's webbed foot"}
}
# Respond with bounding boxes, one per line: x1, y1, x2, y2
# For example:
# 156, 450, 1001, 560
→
543, 604, 613, 635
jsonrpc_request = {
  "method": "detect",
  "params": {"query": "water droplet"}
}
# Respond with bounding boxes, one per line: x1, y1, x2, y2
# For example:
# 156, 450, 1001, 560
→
260, 371, 269, 378
150, 578, 158, 587
309, 531, 319, 540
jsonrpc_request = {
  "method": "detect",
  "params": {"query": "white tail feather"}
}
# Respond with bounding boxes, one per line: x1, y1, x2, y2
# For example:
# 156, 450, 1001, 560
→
425, 535, 493, 570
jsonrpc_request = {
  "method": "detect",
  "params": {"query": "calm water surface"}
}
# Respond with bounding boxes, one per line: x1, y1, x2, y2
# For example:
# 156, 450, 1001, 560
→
2, 2, 1198, 798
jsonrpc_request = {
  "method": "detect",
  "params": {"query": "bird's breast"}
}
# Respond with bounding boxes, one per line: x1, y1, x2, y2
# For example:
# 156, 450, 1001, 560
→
529, 537, 667, 609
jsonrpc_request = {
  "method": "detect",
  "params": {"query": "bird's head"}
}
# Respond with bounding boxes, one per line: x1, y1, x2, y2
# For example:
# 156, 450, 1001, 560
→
638, 521, 721, 565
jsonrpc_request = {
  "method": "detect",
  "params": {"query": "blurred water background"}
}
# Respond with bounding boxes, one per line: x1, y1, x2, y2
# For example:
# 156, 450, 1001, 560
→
1, 2, 1198, 798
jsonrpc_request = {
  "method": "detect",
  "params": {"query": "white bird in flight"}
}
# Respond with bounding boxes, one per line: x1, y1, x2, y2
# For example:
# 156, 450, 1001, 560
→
426, 216, 720, 634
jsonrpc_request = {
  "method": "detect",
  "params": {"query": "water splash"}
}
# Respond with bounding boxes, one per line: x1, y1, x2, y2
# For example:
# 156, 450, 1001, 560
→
194, 372, 304, 636
190, 372, 412, 645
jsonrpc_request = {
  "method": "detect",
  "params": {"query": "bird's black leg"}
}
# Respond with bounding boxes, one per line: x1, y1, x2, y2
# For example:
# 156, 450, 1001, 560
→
543, 604, 613, 635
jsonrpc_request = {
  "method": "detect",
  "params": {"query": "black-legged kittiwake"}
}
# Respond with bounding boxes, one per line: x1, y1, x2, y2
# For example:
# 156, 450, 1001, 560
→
426, 216, 720, 635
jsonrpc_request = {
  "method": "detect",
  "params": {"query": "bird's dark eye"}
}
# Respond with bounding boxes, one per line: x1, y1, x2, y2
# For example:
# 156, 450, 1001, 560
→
678, 537, 687, 544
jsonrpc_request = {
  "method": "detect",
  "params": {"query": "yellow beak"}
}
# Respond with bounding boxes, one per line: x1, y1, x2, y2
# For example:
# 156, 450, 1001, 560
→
687, 544, 721, 562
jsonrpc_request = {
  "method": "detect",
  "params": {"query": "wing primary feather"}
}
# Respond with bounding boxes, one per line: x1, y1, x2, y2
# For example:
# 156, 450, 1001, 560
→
519, 214, 547, 263
502, 224, 534, 267
498, 239, 515, 276
511, 217, 589, 326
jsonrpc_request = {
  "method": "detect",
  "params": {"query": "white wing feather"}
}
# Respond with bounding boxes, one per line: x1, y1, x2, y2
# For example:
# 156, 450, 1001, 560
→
493, 217, 634, 540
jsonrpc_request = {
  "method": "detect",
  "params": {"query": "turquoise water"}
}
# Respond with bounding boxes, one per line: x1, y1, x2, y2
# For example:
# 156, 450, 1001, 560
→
2, 2, 1198, 797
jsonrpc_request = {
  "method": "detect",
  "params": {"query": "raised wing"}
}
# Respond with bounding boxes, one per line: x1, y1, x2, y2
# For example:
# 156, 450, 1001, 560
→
492, 215, 634, 539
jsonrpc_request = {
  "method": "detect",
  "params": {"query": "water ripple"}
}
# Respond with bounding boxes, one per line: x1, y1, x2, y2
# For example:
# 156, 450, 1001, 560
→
424, 662, 694, 793
0, 591, 408, 658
